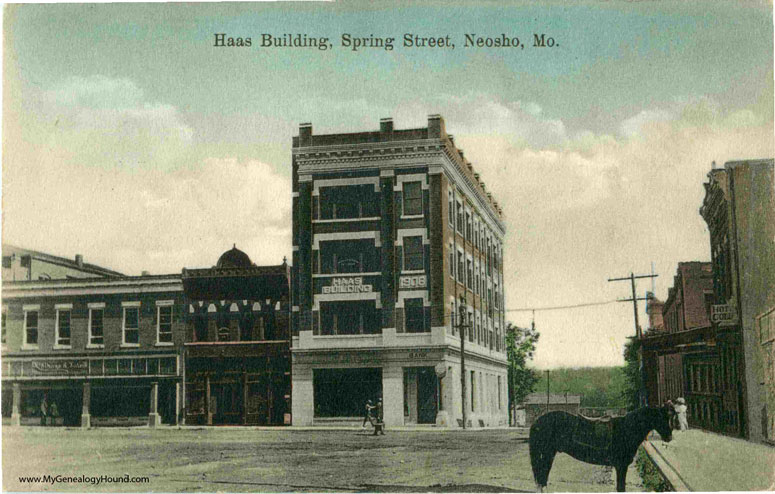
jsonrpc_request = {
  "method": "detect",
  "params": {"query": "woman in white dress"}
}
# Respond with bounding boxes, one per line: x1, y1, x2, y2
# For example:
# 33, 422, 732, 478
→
674, 397, 689, 431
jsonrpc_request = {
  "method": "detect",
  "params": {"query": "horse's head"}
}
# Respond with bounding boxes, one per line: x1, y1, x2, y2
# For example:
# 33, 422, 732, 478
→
653, 405, 674, 442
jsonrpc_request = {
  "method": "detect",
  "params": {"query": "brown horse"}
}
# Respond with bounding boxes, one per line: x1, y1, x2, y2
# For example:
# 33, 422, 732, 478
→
529, 406, 674, 492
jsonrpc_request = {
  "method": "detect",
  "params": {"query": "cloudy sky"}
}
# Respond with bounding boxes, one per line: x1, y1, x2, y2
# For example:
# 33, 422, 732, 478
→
3, 2, 773, 368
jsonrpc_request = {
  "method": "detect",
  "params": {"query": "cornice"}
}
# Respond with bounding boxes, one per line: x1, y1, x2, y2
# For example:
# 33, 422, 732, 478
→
295, 138, 506, 235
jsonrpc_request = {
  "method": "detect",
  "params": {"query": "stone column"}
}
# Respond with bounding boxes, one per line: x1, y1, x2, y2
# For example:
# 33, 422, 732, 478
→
435, 363, 451, 427
81, 382, 91, 428
291, 366, 313, 426
382, 366, 404, 427
148, 382, 160, 427
11, 383, 21, 426
175, 382, 181, 426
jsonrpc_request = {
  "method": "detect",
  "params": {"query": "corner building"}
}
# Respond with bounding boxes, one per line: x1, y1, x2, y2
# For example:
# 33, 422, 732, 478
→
291, 116, 509, 427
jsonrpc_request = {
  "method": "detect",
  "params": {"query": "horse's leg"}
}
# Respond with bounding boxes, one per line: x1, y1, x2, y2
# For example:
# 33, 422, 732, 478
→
614, 464, 627, 492
529, 440, 556, 492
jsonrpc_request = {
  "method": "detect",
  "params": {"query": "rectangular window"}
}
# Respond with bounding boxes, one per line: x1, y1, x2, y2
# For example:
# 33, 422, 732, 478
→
467, 259, 473, 289
449, 248, 455, 278
468, 311, 474, 342
448, 192, 454, 225
404, 236, 424, 271
157, 305, 173, 344
320, 239, 378, 274
404, 298, 426, 333
89, 308, 104, 347
403, 181, 422, 216
471, 370, 476, 412
466, 212, 472, 239
56, 308, 71, 347
319, 185, 378, 220
456, 201, 464, 232
123, 306, 140, 346
320, 301, 380, 335
24, 310, 38, 346
457, 251, 465, 284
1, 308, 6, 344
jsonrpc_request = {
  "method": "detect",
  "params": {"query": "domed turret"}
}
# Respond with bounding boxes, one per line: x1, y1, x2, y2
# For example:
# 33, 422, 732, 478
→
216, 244, 252, 269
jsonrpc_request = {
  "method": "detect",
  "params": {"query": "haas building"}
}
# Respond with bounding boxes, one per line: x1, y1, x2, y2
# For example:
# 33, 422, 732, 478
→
291, 116, 509, 427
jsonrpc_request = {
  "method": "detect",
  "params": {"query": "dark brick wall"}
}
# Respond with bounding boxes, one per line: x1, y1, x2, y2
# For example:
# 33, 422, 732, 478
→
3, 290, 185, 354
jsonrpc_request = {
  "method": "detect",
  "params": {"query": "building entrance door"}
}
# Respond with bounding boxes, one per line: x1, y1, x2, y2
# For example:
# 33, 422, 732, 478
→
213, 381, 243, 425
417, 367, 438, 424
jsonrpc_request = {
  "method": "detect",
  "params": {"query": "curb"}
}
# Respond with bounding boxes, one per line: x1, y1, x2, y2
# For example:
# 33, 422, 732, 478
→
641, 441, 692, 491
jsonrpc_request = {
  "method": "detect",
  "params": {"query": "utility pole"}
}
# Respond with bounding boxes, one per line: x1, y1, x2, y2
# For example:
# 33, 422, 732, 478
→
545, 370, 550, 415
458, 296, 468, 429
608, 271, 658, 406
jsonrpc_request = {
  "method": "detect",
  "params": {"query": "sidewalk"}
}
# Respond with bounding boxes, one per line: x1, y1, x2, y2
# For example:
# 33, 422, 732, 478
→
644, 429, 775, 491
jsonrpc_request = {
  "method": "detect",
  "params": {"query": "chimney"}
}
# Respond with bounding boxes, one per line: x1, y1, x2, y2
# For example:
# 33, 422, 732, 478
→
379, 117, 393, 139
75, 254, 83, 267
299, 123, 313, 147
427, 114, 446, 139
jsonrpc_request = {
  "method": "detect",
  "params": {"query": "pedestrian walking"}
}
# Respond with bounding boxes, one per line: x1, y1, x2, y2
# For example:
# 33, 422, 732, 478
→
362, 399, 375, 429
674, 397, 688, 431
39, 396, 48, 426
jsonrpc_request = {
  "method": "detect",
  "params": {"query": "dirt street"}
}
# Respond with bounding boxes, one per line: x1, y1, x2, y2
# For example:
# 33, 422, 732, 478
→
3, 427, 643, 492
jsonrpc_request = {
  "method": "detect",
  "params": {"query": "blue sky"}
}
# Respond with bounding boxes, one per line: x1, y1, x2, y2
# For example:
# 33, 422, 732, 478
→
3, 1, 773, 367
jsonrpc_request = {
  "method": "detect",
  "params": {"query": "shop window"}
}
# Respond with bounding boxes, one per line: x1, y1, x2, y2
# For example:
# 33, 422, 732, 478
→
319, 185, 378, 220
404, 298, 426, 333
24, 310, 38, 347
89, 308, 104, 346
122, 306, 140, 346
470, 370, 476, 411
403, 181, 422, 216
157, 305, 173, 344
403, 236, 424, 271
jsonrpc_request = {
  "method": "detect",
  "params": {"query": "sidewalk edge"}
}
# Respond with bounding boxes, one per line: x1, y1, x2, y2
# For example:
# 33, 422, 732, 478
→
642, 441, 692, 492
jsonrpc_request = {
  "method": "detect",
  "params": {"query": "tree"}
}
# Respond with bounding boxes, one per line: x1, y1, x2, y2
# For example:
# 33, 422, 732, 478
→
621, 336, 642, 411
506, 322, 540, 425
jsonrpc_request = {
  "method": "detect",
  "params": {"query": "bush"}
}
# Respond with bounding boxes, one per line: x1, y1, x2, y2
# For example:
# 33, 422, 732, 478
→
635, 447, 672, 492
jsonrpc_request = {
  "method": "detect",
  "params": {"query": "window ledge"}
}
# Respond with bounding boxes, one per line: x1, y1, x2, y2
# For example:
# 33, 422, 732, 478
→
21, 345, 39, 351
400, 214, 424, 220
53, 344, 72, 350
401, 269, 425, 275
120, 343, 140, 348
313, 272, 381, 278
155, 342, 174, 347
86, 344, 105, 349
313, 217, 380, 224
313, 333, 382, 338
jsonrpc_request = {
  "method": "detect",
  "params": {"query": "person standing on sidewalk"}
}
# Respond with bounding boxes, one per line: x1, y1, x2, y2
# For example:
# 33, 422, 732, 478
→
39, 396, 48, 426
675, 397, 688, 431
373, 397, 385, 436
362, 400, 375, 429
